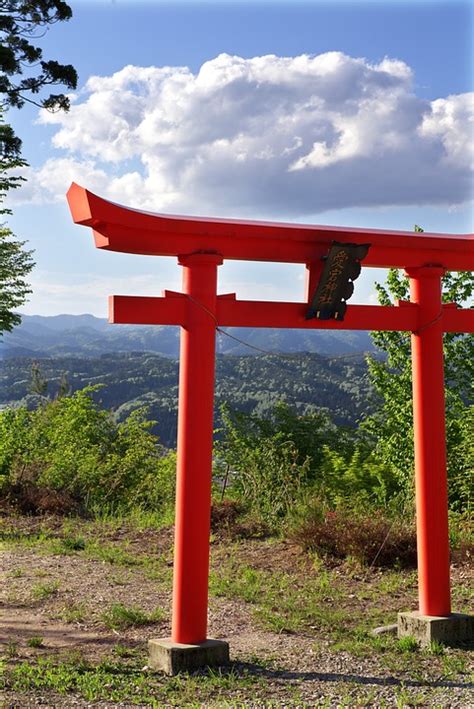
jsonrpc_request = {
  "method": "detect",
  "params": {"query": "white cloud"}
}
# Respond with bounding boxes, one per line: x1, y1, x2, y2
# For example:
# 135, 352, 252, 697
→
21, 271, 182, 317
12, 52, 474, 216
9, 158, 110, 205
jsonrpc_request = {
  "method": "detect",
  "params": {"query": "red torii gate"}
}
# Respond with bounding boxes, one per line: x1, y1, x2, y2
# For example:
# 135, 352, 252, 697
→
67, 183, 473, 669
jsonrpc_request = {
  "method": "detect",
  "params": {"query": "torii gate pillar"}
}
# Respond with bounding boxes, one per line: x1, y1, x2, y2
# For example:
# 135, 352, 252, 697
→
172, 253, 223, 643
408, 266, 450, 617
149, 252, 230, 673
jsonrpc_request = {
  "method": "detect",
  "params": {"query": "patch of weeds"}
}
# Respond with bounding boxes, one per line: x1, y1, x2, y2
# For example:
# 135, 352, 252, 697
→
58, 601, 87, 624
441, 653, 467, 678
101, 603, 164, 630
27, 636, 44, 648
5, 656, 152, 703
4, 641, 19, 658
210, 560, 350, 635
122, 507, 172, 531
7, 568, 24, 578
112, 644, 142, 659
163, 665, 259, 701
34, 569, 50, 578
0, 529, 53, 548
330, 622, 398, 658
256, 607, 292, 634
5, 590, 21, 605
107, 571, 133, 586
397, 636, 419, 653
375, 569, 417, 595
60, 535, 86, 552
31, 580, 60, 601
451, 582, 474, 610
241, 652, 279, 670
394, 685, 426, 707
428, 640, 445, 656
143, 561, 173, 585
210, 564, 265, 603
85, 541, 139, 566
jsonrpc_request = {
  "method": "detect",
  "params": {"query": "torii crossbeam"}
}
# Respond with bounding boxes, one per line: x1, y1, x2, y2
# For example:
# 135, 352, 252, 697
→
67, 183, 474, 668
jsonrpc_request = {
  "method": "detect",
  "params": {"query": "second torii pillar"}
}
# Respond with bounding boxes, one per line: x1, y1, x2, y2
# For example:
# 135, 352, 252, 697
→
149, 253, 230, 674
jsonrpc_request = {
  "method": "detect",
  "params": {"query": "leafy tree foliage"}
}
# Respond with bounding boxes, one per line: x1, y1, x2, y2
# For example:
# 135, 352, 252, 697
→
0, 2, 77, 329
0, 1, 77, 120
0, 224, 33, 333
364, 247, 473, 511
0, 111, 34, 334
29, 361, 47, 395
0, 113, 27, 203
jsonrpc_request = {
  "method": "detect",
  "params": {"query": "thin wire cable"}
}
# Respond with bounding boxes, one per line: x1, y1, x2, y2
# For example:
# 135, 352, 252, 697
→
416, 310, 443, 334
364, 491, 413, 577
185, 293, 381, 361
185, 293, 446, 364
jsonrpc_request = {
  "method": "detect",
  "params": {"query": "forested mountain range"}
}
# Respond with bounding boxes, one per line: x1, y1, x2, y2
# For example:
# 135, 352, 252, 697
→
0, 351, 376, 448
0, 314, 376, 358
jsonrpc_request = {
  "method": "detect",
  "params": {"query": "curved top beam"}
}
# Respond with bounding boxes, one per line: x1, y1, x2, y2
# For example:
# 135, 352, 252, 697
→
67, 183, 474, 270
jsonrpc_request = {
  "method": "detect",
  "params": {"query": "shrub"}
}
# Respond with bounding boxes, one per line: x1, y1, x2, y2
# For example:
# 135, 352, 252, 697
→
210, 499, 269, 539
291, 506, 418, 568
0, 387, 176, 516
216, 403, 403, 527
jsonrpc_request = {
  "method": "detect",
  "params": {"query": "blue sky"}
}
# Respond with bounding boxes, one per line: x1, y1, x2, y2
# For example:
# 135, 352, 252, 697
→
6, 0, 473, 316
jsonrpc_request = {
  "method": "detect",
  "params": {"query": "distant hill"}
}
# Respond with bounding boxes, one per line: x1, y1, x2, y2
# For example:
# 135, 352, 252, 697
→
0, 351, 376, 448
0, 314, 376, 358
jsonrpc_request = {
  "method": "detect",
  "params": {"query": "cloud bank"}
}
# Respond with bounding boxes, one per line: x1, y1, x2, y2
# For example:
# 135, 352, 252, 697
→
14, 52, 474, 216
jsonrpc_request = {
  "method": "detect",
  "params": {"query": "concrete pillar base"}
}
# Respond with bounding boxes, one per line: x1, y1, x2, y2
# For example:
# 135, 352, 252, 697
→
398, 611, 474, 647
148, 637, 230, 675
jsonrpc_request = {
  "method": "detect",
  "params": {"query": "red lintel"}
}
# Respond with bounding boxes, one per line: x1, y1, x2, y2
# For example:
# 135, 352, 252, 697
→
67, 183, 474, 271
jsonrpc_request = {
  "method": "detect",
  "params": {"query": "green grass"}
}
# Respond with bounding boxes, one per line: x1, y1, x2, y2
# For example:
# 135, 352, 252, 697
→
85, 542, 138, 566
101, 603, 164, 630
60, 535, 86, 552
27, 636, 44, 648
3, 655, 262, 706
4, 641, 19, 658
396, 636, 419, 653
0, 521, 171, 580
209, 559, 350, 635
428, 640, 445, 656
31, 580, 60, 601
441, 653, 469, 678
112, 643, 142, 659
7, 568, 24, 578
90, 506, 173, 532
56, 601, 87, 624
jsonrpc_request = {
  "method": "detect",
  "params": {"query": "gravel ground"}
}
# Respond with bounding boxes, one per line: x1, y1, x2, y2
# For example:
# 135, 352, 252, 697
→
1, 517, 473, 707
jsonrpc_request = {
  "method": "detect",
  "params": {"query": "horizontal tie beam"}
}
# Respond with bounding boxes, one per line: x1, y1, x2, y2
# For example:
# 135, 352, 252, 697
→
109, 292, 186, 326
109, 294, 474, 333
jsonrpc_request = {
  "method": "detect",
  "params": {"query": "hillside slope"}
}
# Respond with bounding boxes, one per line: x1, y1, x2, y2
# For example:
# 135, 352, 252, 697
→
0, 352, 375, 447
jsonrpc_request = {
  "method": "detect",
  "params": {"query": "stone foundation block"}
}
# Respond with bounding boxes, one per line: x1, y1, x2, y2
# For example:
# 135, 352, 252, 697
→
398, 611, 474, 647
148, 637, 230, 675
